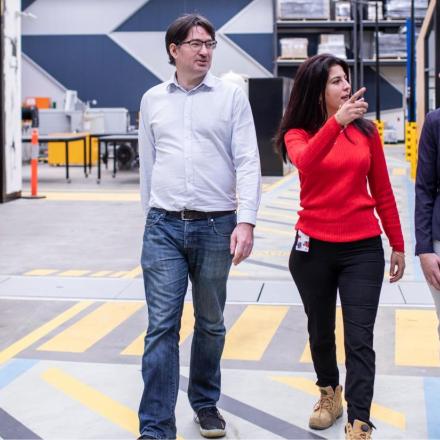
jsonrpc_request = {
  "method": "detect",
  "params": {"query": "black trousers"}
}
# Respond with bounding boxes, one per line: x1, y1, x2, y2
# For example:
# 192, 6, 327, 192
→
289, 235, 384, 425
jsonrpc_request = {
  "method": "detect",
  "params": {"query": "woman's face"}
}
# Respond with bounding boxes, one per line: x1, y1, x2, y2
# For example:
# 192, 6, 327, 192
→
324, 64, 351, 117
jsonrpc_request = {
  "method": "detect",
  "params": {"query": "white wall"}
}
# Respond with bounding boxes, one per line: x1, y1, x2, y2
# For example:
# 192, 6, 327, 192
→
3, 0, 22, 196
21, 53, 66, 108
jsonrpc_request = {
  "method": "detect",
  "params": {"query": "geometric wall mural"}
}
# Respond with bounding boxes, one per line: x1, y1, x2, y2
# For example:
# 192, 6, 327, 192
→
22, 0, 274, 120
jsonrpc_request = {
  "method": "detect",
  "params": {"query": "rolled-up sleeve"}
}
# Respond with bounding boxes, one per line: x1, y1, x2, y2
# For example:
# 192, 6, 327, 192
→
230, 88, 261, 225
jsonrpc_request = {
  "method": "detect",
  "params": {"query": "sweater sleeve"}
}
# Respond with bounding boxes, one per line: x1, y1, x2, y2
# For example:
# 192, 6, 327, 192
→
367, 128, 405, 252
284, 116, 342, 175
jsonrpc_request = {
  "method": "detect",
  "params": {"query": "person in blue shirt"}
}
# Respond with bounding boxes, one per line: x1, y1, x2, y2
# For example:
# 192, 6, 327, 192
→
415, 109, 440, 339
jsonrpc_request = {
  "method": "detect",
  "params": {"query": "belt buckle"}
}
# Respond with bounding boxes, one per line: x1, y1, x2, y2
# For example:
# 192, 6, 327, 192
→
181, 210, 191, 220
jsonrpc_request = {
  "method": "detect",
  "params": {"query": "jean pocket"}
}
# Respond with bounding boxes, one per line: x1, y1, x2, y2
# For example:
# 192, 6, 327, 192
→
212, 214, 236, 237
145, 209, 165, 228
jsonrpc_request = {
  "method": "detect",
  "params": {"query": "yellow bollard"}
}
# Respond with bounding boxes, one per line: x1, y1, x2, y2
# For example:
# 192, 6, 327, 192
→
374, 120, 384, 145
405, 121, 413, 162
409, 122, 418, 180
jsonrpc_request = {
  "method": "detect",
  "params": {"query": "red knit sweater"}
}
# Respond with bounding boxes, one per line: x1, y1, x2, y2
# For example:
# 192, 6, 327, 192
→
284, 116, 404, 252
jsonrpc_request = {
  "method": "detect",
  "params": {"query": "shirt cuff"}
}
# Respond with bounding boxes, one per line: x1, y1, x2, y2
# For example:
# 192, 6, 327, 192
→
237, 209, 257, 225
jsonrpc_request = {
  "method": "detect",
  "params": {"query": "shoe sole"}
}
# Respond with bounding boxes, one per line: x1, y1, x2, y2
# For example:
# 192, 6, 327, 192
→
309, 408, 343, 430
199, 427, 226, 438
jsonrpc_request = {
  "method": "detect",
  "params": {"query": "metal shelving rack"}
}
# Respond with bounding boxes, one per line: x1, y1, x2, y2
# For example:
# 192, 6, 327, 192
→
273, 1, 416, 79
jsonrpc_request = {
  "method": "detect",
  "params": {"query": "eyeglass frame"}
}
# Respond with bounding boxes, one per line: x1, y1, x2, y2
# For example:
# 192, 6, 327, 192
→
177, 39, 218, 51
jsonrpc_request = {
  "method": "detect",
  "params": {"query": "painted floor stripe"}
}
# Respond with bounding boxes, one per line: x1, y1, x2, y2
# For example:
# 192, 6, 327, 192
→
0, 301, 93, 365
109, 271, 129, 278
223, 305, 288, 360
258, 209, 298, 221
179, 374, 322, 440
38, 302, 143, 353
271, 376, 406, 430
263, 171, 297, 193
255, 225, 294, 237
301, 308, 345, 364
58, 270, 91, 277
121, 302, 194, 356
122, 265, 142, 279
90, 270, 113, 277
0, 407, 42, 440
424, 377, 440, 439
395, 309, 440, 367
42, 368, 184, 440
0, 359, 38, 389
45, 192, 140, 201
24, 269, 58, 276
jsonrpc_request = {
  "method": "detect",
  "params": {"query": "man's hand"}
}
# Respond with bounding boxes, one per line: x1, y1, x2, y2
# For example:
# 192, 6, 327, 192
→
230, 223, 254, 265
419, 253, 440, 290
390, 251, 405, 283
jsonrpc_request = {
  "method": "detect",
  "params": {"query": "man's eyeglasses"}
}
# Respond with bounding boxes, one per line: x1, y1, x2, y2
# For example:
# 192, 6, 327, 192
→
178, 39, 217, 51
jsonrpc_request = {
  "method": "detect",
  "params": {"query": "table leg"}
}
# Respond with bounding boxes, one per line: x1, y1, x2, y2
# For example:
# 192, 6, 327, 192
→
65, 141, 70, 183
113, 142, 117, 178
97, 139, 101, 183
89, 136, 92, 174
83, 138, 88, 178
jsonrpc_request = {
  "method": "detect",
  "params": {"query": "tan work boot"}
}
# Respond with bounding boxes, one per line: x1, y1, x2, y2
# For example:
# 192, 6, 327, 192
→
345, 419, 372, 439
309, 385, 343, 430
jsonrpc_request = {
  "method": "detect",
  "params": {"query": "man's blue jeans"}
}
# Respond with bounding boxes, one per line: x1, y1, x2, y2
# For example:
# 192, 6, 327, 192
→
138, 208, 235, 439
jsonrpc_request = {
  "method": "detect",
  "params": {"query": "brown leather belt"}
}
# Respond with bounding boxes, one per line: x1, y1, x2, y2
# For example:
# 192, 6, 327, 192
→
155, 208, 235, 221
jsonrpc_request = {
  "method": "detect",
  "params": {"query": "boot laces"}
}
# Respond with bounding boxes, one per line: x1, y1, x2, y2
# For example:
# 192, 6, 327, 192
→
314, 394, 334, 412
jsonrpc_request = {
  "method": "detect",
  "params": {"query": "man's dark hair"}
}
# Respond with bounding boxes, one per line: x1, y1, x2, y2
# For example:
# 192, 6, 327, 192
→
165, 14, 216, 65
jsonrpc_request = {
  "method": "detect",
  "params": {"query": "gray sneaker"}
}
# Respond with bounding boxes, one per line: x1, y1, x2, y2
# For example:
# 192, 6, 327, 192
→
194, 407, 226, 438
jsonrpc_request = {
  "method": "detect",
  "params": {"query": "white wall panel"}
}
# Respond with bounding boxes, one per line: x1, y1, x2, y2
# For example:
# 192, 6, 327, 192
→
22, 0, 148, 35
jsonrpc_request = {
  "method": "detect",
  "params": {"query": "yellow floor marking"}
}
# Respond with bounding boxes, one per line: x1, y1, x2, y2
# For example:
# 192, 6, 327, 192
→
59, 270, 91, 277
90, 270, 113, 277
122, 265, 142, 279
264, 171, 297, 193
395, 309, 440, 367
121, 332, 145, 356
180, 302, 195, 344
258, 210, 298, 222
252, 250, 290, 257
24, 269, 59, 276
121, 302, 194, 356
45, 192, 140, 202
41, 368, 184, 439
38, 302, 144, 353
266, 199, 297, 209
0, 301, 93, 365
255, 225, 294, 237
109, 271, 129, 278
392, 167, 407, 176
270, 376, 406, 430
223, 305, 288, 360
301, 308, 345, 364
229, 269, 251, 277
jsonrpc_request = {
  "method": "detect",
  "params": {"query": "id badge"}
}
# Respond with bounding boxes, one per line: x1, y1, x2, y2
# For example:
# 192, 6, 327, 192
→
295, 230, 310, 253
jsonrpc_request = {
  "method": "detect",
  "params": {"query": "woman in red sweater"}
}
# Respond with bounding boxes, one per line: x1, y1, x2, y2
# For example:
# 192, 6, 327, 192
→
275, 54, 405, 440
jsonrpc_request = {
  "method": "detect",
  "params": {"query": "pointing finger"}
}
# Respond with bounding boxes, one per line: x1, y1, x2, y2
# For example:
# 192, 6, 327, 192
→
350, 87, 366, 103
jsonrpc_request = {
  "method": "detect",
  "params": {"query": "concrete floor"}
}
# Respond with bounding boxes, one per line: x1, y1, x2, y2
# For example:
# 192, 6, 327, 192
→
0, 146, 439, 439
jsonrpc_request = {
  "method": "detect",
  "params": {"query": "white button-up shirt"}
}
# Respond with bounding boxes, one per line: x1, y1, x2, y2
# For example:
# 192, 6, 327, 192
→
138, 71, 261, 224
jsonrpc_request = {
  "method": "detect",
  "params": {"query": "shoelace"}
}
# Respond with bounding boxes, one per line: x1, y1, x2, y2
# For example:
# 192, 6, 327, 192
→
199, 407, 220, 418
314, 394, 334, 412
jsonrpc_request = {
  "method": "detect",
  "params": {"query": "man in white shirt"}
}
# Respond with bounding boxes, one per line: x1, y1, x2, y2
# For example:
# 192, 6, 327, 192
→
137, 14, 261, 440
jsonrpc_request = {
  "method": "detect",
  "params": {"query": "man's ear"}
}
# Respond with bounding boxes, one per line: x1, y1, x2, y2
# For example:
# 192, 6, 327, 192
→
169, 43, 178, 62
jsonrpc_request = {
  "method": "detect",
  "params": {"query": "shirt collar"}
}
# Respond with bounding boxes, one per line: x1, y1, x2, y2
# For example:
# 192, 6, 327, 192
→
167, 71, 216, 93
